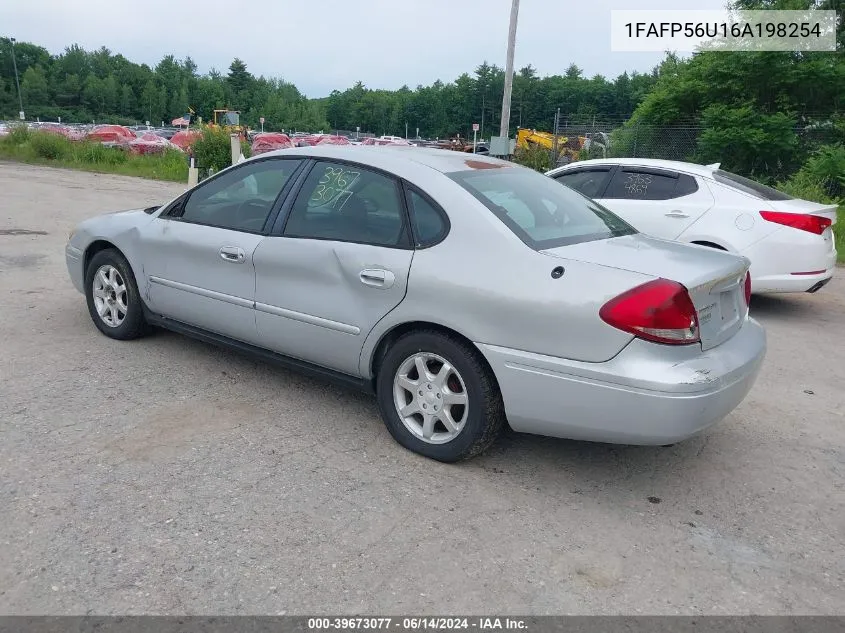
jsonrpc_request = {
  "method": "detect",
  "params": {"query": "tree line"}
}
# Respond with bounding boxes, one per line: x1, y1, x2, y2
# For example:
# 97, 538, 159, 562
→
0, 0, 841, 182
0, 37, 659, 138
0, 40, 328, 132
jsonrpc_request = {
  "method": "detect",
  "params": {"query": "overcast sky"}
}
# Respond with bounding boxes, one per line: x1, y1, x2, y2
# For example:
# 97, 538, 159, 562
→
4, 0, 727, 97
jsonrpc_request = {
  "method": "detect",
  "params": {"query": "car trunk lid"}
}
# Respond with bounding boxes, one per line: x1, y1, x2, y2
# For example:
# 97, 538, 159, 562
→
542, 234, 750, 351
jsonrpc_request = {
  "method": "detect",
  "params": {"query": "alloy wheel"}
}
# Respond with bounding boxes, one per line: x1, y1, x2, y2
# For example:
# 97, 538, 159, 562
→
392, 352, 469, 444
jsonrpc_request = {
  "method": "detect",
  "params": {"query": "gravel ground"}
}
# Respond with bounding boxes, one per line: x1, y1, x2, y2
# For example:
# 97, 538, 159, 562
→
0, 162, 843, 615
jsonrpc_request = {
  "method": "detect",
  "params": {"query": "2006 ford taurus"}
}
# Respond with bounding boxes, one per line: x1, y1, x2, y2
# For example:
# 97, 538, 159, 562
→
66, 146, 766, 461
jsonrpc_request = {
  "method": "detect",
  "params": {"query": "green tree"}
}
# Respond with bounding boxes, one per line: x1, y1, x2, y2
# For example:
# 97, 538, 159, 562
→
21, 65, 50, 107
120, 84, 135, 116
102, 75, 119, 113
140, 80, 161, 123
82, 74, 105, 114
697, 104, 799, 179
55, 73, 82, 107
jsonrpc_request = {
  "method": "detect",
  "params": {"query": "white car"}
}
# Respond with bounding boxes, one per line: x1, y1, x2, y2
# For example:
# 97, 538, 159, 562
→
546, 159, 838, 294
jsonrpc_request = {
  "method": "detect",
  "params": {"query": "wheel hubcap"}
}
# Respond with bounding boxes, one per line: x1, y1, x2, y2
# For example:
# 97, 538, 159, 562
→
393, 352, 469, 445
92, 264, 128, 328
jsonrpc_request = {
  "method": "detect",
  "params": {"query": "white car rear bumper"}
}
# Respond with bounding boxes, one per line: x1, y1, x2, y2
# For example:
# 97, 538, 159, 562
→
750, 268, 835, 293
742, 227, 837, 293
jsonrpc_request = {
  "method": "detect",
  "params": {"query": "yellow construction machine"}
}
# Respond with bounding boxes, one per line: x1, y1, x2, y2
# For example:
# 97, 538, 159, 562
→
516, 127, 585, 164
210, 109, 244, 133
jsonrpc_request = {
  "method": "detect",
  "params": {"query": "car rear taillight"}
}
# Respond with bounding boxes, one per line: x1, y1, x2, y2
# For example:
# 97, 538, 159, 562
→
600, 279, 700, 345
760, 211, 832, 235
743, 271, 752, 307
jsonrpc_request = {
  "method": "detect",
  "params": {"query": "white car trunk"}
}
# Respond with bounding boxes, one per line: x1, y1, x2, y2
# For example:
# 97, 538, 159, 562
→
543, 234, 750, 351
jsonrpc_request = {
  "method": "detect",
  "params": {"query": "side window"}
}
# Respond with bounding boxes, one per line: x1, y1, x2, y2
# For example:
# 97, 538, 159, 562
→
675, 174, 699, 197
602, 169, 681, 201
554, 168, 612, 199
284, 161, 408, 247
179, 159, 301, 232
407, 188, 448, 247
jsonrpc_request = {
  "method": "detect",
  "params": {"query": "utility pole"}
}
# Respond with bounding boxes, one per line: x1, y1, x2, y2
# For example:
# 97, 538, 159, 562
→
498, 0, 520, 139
480, 91, 485, 139
10, 38, 24, 119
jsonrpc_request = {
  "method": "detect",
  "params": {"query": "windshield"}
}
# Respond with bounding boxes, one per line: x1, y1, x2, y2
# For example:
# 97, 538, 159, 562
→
713, 169, 793, 201
449, 167, 636, 250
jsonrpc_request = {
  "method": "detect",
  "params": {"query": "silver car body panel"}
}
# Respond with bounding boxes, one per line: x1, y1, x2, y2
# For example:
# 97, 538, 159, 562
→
253, 237, 413, 376
66, 146, 766, 446
478, 316, 765, 444
541, 234, 751, 351
141, 218, 265, 345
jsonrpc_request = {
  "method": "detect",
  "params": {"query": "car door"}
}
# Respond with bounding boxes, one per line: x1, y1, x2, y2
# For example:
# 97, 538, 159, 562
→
252, 160, 414, 376
139, 157, 304, 344
593, 167, 714, 239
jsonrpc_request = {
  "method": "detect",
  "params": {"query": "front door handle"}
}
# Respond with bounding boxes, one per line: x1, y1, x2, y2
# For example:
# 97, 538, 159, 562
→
219, 246, 246, 263
665, 210, 689, 218
360, 268, 396, 288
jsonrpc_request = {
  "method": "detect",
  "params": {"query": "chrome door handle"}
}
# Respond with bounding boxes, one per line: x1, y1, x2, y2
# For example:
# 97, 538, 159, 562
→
219, 246, 245, 263
360, 268, 396, 288
665, 211, 689, 218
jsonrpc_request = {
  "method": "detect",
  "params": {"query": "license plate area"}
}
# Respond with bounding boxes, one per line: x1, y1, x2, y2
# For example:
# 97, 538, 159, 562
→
719, 288, 739, 324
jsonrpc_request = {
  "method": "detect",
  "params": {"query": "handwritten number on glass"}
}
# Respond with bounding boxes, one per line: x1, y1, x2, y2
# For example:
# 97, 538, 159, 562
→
309, 167, 360, 209
624, 173, 652, 196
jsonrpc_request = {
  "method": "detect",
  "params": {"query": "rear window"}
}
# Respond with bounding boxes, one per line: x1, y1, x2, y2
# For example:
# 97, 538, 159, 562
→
713, 170, 793, 201
450, 168, 636, 250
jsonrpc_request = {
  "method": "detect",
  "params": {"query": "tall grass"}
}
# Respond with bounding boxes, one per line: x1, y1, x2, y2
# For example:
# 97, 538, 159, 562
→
778, 162, 844, 264
0, 129, 188, 182
6, 124, 31, 145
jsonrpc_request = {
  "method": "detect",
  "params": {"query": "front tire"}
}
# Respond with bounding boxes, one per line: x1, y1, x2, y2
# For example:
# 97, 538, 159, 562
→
376, 330, 506, 462
84, 248, 149, 340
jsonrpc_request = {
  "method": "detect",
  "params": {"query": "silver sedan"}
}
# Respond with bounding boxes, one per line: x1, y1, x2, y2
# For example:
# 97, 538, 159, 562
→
66, 146, 766, 461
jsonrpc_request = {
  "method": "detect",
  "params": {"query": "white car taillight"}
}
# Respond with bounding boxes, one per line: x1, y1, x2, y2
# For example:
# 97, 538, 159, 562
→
760, 210, 832, 235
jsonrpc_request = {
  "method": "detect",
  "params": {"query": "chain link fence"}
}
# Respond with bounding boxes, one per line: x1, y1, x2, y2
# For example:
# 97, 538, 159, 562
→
553, 121, 840, 163
537, 120, 843, 187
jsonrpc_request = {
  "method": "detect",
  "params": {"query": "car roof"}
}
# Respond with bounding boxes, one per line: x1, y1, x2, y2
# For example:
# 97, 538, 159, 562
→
257, 145, 513, 174
548, 158, 720, 179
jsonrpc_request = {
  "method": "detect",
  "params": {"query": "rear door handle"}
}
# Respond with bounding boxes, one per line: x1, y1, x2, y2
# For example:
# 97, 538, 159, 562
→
665, 211, 689, 218
360, 268, 396, 288
219, 246, 246, 263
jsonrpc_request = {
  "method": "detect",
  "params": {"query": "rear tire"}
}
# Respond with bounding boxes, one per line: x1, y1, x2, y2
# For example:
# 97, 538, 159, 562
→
84, 248, 149, 340
376, 330, 506, 462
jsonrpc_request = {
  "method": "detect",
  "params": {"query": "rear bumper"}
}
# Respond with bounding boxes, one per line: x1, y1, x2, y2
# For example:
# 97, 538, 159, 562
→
478, 318, 766, 445
750, 268, 835, 294
742, 229, 836, 294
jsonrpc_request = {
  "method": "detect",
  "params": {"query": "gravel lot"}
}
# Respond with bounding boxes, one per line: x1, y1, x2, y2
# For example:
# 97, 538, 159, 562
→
0, 162, 843, 615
